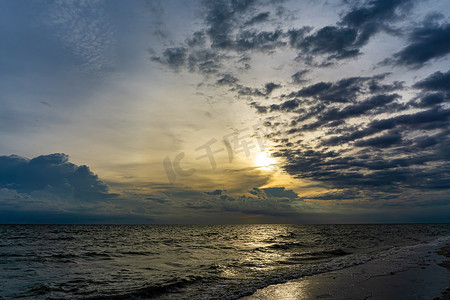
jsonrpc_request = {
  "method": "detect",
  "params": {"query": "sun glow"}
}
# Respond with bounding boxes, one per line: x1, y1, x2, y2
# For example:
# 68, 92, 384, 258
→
254, 151, 277, 171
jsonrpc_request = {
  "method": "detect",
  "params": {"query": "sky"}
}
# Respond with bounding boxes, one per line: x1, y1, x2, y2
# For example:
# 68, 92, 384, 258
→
0, 0, 450, 224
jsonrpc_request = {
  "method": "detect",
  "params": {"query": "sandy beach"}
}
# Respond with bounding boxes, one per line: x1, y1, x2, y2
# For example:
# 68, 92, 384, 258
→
242, 242, 450, 300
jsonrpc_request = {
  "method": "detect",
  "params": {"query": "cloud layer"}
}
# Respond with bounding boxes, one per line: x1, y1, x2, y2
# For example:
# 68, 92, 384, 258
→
151, 0, 450, 209
1, 0, 450, 223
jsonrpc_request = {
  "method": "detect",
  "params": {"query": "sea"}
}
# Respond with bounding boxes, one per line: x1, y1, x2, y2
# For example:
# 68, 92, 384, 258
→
1, 224, 449, 299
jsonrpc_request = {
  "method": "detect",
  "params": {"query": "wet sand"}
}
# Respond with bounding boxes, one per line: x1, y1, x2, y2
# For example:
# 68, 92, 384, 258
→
242, 243, 450, 300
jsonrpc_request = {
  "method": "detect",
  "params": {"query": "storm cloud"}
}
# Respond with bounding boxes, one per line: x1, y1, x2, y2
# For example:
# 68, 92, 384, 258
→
389, 21, 450, 68
0, 153, 115, 201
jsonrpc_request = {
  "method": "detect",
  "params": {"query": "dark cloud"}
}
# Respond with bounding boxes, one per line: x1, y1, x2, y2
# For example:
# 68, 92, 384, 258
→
368, 80, 404, 93
154, 20, 287, 72
151, 47, 188, 70
250, 102, 268, 113
414, 136, 438, 148
205, 189, 224, 195
244, 11, 270, 26
0, 153, 115, 201
264, 82, 281, 94
354, 131, 403, 148
287, 74, 392, 103
321, 94, 400, 121
280, 99, 300, 111
186, 31, 207, 48
306, 189, 361, 201
152, 0, 417, 74
232, 82, 281, 97
410, 93, 447, 108
154, 0, 415, 72
263, 69, 450, 196
190, 1, 286, 57
287, 27, 313, 48
260, 187, 301, 201
291, 70, 309, 84
389, 22, 450, 68
341, 0, 412, 29
291, 81, 332, 98
278, 141, 450, 191
295, 26, 361, 60
217, 73, 239, 85
234, 29, 286, 52
413, 70, 450, 92
322, 108, 450, 146
175, 186, 305, 219
273, 123, 450, 195
203, 0, 258, 49
153, 0, 414, 73
146, 197, 170, 204
290, 0, 414, 64
187, 49, 224, 74
256, 76, 408, 142
213, 187, 302, 217
298, 93, 401, 132
233, 84, 265, 97
273, 101, 450, 193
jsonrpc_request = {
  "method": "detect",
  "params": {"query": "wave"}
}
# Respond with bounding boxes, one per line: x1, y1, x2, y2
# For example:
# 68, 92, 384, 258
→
86, 251, 372, 300
23, 283, 53, 297
130, 236, 450, 300
117, 251, 153, 256
90, 276, 206, 299
295, 248, 351, 257
51, 253, 78, 259
82, 251, 113, 260
48, 236, 75, 241
0, 253, 23, 257
254, 242, 305, 251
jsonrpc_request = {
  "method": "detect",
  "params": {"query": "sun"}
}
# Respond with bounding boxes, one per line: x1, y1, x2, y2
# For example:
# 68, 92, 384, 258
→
254, 151, 277, 171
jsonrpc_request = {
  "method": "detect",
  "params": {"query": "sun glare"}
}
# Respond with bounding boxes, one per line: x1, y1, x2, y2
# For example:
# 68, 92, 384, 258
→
254, 151, 277, 171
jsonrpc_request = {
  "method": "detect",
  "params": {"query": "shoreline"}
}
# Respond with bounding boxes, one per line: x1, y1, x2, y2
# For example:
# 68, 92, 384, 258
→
437, 245, 450, 300
241, 242, 450, 300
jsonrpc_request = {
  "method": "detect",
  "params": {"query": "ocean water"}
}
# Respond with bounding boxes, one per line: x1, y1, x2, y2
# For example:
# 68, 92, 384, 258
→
0, 224, 449, 299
